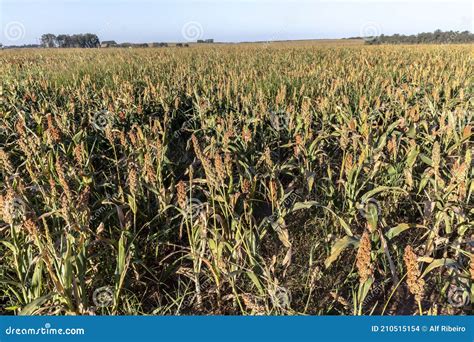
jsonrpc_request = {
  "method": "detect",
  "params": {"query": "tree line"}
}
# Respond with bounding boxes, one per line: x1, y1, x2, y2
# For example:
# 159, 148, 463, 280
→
40, 33, 100, 48
366, 30, 474, 45
39, 34, 188, 48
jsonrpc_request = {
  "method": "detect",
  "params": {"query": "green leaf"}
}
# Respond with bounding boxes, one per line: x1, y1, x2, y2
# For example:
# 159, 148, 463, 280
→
376, 133, 388, 151
246, 271, 264, 295
360, 186, 407, 203
406, 147, 419, 168
292, 202, 353, 236
72, 131, 83, 144
420, 258, 458, 278
127, 194, 137, 215
420, 154, 433, 167
0, 241, 18, 254
292, 201, 319, 211
417, 175, 431, 193
386, 223, 427, 240
407, 123, 417, 138
117, 233, 126, 278
357, 277, 374, 306
31, 260, 44, 298
324, 236, 359, 269
20, 294, 53, 315
306, 171, 316, 193
63, 237, 73, 291
365, 202, 379, 231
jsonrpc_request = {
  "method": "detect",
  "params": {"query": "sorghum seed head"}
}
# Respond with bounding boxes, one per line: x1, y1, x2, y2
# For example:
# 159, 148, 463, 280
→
128, 166, 138, 196
214, 154, 226, 182
241, 178, 251, 194
404, 245, 425, 302
176, 181, 187, 209
356, 230, 373, 283
432, 141, 440, 173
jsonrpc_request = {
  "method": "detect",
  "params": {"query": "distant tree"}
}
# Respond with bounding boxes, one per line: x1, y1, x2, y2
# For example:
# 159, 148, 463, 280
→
41, 34, 57, 48
47, 33, 100, 48
56, 34, 68, 48
83, 33, 100, 48
365, 30, 474, 45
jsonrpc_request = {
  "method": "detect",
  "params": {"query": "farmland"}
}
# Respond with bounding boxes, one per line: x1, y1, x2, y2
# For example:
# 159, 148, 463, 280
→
0, 43, 472, 315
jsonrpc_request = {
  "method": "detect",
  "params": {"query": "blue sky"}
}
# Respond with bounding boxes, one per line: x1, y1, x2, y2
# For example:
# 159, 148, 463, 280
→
1, 0, 472, 45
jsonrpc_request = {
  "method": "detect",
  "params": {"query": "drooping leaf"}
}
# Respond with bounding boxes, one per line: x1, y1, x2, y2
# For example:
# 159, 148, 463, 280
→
20, 294, 53, 315
324, 236, 359, 269
420, 258, 458, 278
386, 223, 427, 240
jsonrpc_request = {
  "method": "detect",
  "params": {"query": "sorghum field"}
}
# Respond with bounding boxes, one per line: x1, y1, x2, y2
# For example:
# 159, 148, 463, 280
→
0, 43, 472, 316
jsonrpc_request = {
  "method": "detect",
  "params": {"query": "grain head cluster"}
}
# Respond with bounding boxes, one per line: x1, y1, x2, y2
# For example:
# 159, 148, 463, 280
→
0, 43, 472, 315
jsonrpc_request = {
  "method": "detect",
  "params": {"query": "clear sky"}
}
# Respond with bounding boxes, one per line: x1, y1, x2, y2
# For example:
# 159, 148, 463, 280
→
1, 0, 473, 45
